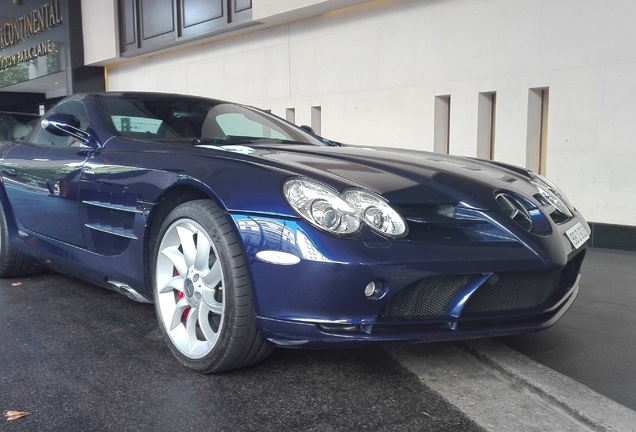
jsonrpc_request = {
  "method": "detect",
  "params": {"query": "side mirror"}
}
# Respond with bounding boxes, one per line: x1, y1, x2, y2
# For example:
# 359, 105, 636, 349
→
41, 113, 91, 143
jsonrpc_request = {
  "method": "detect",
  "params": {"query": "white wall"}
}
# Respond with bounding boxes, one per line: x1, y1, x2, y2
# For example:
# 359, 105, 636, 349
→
101, 0, 636, 227
81, 0, 119, 65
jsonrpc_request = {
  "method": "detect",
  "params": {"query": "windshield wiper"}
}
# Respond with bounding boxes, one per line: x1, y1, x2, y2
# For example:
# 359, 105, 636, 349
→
192, 138, 228, 145
193, 136, 313, 146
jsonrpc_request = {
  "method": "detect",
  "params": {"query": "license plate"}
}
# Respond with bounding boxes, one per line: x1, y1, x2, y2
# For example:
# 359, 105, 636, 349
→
565, 222, 590, 249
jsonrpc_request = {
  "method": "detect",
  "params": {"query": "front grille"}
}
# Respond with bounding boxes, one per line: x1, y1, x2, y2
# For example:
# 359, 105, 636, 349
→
462, 272, 560, 315
379, 275, 471, 319
379, 271, 564, 321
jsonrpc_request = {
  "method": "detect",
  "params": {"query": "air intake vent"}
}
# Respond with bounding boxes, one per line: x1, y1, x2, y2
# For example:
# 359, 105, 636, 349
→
379, 275, 471, 319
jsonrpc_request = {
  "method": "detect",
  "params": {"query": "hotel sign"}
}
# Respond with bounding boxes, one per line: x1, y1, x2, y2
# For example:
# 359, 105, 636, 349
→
0, 0, 62, 71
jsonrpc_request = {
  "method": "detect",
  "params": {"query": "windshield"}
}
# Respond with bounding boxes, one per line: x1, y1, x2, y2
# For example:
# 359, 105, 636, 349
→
95, 94, 324, 146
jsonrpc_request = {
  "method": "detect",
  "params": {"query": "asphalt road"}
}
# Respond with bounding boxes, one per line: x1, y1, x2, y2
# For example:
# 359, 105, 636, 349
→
0, 272, 483, 432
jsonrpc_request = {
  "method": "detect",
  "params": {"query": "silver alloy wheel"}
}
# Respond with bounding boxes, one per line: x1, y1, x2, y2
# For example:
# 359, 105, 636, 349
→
155, 218, 225, 359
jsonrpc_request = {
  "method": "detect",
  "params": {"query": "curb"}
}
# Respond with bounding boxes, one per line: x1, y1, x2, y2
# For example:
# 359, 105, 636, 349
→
463, 339, 636, 432
386, 340, 636, 432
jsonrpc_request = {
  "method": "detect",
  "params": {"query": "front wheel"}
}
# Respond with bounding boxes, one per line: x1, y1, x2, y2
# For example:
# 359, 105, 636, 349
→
151, 200, 272, 373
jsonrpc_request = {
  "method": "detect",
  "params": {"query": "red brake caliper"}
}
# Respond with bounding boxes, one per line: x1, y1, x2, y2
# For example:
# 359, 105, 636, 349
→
177, 291, 191, 319
176, 272, 190, 319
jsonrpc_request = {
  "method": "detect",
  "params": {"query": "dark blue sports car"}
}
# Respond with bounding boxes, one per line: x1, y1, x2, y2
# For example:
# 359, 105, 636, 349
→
0, 92, 589, 373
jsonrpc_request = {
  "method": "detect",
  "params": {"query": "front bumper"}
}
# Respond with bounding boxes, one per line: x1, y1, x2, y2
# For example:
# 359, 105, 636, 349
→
232, 210, 588, 348
258, 278, 579, 347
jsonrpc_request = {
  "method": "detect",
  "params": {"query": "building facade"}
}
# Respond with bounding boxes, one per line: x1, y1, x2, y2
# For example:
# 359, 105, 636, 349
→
0, 0, 103, 111
3, 0, 635, 248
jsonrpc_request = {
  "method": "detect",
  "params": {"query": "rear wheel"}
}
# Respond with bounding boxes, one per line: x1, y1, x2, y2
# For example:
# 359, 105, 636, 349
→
151, 200, 272, 373
0, 203, 41, 277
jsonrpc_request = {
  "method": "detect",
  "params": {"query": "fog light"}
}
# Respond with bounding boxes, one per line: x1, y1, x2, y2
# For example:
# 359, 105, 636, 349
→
364, 280, 386, 299
319, 323, 359, 332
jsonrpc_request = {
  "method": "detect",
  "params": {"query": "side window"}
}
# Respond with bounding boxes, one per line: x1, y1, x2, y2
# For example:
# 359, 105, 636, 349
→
31, 100, 89, 147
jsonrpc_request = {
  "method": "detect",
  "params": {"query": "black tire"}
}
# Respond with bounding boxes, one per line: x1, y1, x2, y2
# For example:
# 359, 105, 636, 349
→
151, 199, 272, 373
0, 203, 42, 278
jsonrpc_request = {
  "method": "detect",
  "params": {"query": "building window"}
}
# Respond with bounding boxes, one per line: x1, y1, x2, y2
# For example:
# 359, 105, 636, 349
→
119, 0, 253, 57
477, 92, 496, 160
434, 95, 451, 154
526, 88, 549, 175
286, 108, 295, 123
311, 106, 322, 135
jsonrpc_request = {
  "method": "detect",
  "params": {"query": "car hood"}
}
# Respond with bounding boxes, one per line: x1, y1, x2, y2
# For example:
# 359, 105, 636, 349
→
214, 143, 538, 211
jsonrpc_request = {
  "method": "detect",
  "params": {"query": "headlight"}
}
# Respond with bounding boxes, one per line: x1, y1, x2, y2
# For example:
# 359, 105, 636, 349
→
530, 173, 574, 218
283, 179, 361, 235
283, 179, 407, 237
342, 189, 407, 237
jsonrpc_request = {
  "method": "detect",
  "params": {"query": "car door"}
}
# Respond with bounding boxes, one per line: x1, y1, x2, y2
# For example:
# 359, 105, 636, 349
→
1, 100, 91, 248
